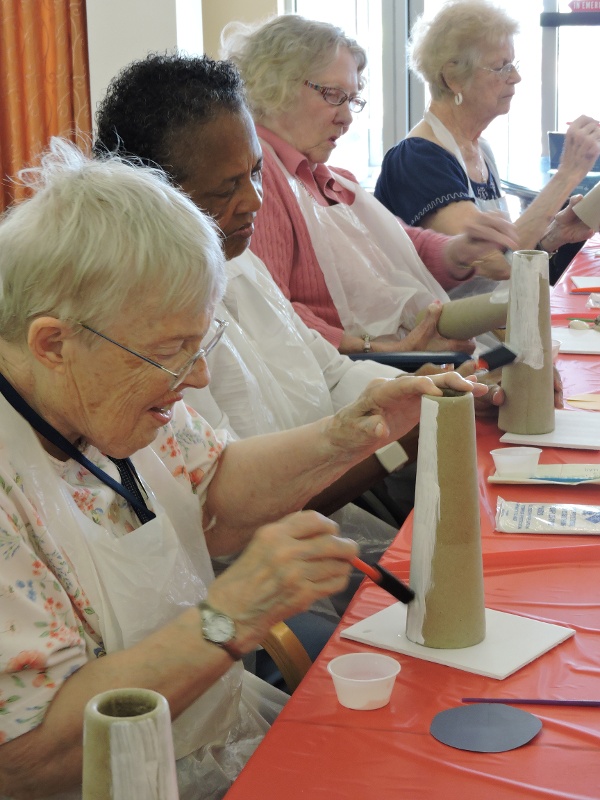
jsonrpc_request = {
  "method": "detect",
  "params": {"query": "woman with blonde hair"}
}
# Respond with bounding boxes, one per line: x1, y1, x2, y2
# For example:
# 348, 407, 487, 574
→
222, 14, 520, 355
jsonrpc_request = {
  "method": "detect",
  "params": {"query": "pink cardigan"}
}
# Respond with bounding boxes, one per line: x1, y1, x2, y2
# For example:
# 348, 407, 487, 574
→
250, 140, 465, 348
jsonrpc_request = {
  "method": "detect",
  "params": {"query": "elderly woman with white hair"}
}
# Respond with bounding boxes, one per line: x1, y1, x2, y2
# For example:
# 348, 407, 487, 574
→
375, 0, 600, 292
0, 139, 486, 799
222, 14, 520, 356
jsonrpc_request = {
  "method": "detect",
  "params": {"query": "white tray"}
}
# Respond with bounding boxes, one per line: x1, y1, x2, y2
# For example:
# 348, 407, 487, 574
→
341, 604, 574, 680
551, 326, 600, 354
500, 409, 600, 450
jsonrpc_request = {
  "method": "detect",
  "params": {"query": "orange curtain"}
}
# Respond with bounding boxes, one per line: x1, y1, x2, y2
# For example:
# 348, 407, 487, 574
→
0, 0, 91, 212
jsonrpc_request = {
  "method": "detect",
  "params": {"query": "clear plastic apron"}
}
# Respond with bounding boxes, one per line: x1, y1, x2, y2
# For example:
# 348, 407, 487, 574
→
206, 250, 334, 436
424, 110, 511, 300
0, 395, 282, 800
262, 143, 448, 340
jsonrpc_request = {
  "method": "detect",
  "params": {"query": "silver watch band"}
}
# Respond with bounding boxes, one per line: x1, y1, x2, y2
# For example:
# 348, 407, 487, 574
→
198, 601, 244, 661
375, 441, 409, 473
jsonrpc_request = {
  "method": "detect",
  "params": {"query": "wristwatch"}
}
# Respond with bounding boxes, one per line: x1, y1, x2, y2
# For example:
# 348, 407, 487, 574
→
198, 600, 243, 660
361, 333, 372, 353
375, 441, 409, 474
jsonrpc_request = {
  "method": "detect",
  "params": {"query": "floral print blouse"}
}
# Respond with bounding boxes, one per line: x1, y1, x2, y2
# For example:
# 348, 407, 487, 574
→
0, 402, 226, 744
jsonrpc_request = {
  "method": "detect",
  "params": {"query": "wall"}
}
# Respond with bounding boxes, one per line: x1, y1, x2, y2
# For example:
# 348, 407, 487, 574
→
202, 0, 278, 58
86, 0, 277, 126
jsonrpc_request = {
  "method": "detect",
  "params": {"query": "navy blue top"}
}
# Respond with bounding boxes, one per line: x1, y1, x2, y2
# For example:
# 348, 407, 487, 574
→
374, 138, 501, 227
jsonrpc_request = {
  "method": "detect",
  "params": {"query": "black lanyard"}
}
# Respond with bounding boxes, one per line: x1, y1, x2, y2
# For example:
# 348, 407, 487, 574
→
0, 372, 156, 525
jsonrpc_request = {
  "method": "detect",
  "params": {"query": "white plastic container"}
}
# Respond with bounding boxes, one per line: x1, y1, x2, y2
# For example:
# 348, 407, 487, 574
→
327, 652, 400, 710
490, 447, 542, 478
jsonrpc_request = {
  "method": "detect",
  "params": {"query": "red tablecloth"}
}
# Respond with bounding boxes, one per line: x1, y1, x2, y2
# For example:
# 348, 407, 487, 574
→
551, 233, 600, 319
227, 547, 600, 800
225, 242, 600, 800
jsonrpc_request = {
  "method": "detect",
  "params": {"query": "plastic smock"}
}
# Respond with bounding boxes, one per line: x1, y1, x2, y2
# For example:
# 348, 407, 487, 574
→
185, 249, 399, 583
423, 110, 511, 300
260, 143, 448, 341
0, 395, 285, 800
190, 249, 401, 436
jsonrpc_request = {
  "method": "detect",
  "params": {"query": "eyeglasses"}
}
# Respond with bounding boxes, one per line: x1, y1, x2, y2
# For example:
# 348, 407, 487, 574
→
479, 61, 520, 78
303, 81, 366, 113
79, 319, 228, 390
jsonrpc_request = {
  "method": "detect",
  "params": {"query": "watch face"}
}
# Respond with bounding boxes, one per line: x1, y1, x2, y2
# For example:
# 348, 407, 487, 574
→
203, 609, 235, 644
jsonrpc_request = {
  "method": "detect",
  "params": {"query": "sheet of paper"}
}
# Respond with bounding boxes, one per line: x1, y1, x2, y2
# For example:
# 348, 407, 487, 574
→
551, 327, 600, 354
495, 497, 600, 535
499, 409, 600, 449
341, 604, 574, 680
488, 463, 600, 485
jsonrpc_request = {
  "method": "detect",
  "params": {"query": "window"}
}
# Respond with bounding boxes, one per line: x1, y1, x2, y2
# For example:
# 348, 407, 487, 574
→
554, 0, 600, 129
289, 1, 599, 195
287, 0, 384, 187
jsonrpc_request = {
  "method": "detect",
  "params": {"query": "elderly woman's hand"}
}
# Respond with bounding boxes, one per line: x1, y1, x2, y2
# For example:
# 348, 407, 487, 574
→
556, 115, 600, 185
540, 195, 595, 252
206, 511, 357, 653
444, 210, 518, 281
328, 369, 488, 455
454, 360, 564, 417
373, 302, 476, 355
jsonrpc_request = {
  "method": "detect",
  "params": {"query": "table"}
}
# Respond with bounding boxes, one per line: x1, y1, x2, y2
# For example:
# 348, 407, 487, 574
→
551, 233, 600, 320
225, 242, 600, 800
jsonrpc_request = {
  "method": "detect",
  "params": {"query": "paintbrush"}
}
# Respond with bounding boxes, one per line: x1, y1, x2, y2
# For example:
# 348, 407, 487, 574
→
475, 344, 517, 372
351, 556, 415, 603
463, 697, 600, 707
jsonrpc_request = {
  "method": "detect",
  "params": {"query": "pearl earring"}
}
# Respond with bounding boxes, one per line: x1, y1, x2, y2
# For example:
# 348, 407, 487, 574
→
454, 92, 463, 106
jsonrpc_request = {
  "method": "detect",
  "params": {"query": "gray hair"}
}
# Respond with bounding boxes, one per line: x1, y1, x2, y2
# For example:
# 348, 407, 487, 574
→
0, 138, 226, 343
409, 0, 519, 101
221, 14, 367, 119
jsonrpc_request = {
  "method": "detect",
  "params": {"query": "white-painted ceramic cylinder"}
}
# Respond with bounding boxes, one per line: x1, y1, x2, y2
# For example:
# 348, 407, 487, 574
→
498, 250, 555, 435
82, 687, 179, 800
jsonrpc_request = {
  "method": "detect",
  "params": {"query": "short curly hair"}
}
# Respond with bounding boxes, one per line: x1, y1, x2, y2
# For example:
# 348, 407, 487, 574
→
409, 0, 518, 101
221, 15, 366, 120
94, 53, 247, 184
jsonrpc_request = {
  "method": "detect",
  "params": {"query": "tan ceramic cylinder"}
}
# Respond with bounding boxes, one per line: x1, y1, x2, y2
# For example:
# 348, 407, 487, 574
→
498, 250, 555, 435
415, 292, 508, 340
406, 391, 485, 649
573, 181, 600, 232
82, 687, 179, 800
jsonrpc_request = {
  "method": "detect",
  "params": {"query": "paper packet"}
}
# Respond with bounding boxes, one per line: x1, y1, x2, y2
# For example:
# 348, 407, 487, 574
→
495, 496, 600, 535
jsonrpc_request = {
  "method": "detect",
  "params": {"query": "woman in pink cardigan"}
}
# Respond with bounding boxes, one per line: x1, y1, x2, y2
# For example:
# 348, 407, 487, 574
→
222, 15, 518, 356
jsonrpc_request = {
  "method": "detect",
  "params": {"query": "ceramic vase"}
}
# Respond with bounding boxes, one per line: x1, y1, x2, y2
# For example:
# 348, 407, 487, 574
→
406, 390, 486, 648
82, 687, 179, 800
498, 250, 555, 435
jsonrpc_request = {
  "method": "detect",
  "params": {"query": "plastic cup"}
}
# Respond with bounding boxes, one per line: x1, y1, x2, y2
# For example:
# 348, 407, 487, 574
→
327, 652, 400, 710
490, 446, 542, 478
551, 339, 561, 361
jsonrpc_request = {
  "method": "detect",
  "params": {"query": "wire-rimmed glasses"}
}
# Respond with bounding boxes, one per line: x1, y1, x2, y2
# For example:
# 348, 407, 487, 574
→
79, 319, 228, 390
479, 61, 520, 79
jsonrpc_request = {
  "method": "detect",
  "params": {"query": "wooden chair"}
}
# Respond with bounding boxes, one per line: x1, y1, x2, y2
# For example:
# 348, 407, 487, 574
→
260, 621, 313, 693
